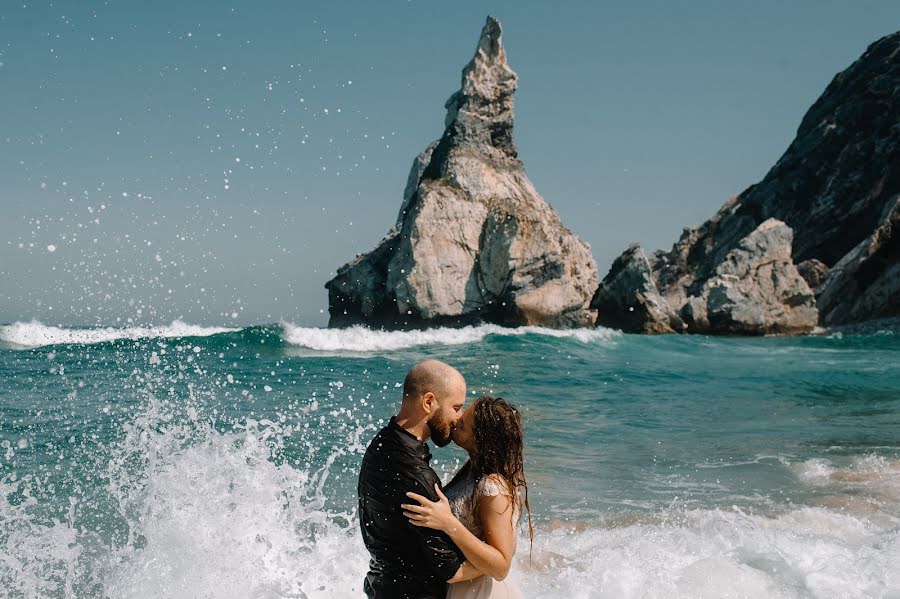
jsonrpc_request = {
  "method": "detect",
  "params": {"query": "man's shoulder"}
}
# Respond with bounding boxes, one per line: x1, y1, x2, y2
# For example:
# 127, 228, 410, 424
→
362, 423, 399, 456
361, 424, 405, 469
360, 426, 437, 486
363, 421, 421, 457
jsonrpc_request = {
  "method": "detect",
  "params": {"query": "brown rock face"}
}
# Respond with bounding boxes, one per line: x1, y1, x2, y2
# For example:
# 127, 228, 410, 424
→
597, 31, 900, 334
326, 17, 599, 329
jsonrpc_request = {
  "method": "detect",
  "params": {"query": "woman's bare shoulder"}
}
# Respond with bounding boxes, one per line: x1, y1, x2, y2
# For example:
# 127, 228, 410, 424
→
478, 473, 512, 497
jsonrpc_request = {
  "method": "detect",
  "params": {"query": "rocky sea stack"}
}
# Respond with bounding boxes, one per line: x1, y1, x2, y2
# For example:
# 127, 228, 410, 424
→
326, 17, 599, 329
596, 31, 900, 335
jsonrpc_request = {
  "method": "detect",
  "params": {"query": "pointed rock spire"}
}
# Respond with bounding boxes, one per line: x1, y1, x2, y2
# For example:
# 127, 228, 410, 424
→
441, 16, 519, 159
326, 17, 599, 330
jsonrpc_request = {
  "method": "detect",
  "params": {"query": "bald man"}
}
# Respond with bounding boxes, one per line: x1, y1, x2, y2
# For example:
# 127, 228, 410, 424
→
358, 360, 478, 598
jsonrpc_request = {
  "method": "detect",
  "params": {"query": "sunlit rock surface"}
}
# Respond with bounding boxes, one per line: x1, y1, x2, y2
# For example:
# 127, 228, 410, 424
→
597, 31, 900, 334
327, 17, 598, 329
680, 219, 818, 335
590, 243, 681, 334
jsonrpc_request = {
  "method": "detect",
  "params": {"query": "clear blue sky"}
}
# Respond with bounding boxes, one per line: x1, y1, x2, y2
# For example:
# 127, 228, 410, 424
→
2, 1, 898, 326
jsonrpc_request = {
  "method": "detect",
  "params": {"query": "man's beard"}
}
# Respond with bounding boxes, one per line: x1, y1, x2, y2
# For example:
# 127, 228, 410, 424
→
427, 411, 453, 447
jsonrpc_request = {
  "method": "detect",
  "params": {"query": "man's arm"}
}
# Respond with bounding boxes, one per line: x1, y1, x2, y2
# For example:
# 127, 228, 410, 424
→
405, 469, 465, 581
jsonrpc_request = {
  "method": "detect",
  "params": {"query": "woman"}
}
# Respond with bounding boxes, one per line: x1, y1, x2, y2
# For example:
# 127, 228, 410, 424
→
402, 396, 533, 598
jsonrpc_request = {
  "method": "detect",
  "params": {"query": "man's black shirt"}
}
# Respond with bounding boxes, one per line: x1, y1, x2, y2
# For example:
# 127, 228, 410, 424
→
358, 417, 464, 598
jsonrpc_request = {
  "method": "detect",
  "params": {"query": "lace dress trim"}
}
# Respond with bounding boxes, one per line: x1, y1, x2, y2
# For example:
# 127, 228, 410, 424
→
445, 471, 516, 539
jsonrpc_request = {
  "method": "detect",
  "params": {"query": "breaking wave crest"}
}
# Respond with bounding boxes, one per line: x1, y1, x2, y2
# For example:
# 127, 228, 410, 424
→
0, 320, 239, 349
0, 399, 370, 598
1, 320, 619, 352
281, 323, 619, 352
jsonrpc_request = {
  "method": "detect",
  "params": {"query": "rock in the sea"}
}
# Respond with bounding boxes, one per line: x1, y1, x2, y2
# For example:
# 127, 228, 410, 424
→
597, 31, 900, 334
592, 243, 681, 334
681, 219, 818, 335
327, 17, 598, 329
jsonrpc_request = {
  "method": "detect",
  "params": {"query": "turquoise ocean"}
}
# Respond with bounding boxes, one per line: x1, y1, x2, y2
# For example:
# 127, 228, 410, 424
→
1, 320, 898, 598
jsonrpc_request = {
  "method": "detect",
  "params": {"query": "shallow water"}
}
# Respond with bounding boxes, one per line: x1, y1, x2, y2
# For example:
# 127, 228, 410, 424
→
1, 321, 898, 598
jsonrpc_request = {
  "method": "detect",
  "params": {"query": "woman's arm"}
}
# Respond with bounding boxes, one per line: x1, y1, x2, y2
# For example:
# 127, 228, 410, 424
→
447, 561, 483, 583
403, 483, 517, 581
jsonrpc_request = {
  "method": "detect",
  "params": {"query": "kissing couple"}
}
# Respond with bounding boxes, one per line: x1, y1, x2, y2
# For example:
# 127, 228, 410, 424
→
358, 359, 532, 598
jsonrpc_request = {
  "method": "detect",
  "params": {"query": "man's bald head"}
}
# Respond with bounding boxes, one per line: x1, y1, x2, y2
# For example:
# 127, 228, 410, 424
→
403, 359, 465, 405
400, 360, 467, 447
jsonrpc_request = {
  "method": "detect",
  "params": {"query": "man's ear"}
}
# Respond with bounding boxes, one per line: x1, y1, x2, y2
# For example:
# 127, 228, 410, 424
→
421, 391, 436, 415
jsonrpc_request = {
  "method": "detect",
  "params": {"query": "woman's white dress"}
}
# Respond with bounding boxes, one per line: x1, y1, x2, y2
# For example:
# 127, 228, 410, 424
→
444, 471, 524, 599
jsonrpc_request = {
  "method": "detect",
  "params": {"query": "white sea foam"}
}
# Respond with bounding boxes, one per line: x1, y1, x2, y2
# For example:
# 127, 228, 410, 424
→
795, 455, 900, 482
0, 320, 238, 349
101, 417, 368, 599
794, 455, 900, 508
3, 418, 899, 598
0, 478, 82, 597
517, 506, 900, 598
8, 478, 898, 598
794, 457, 837, 484
281, 323, 618, 352
0, 410, 369, 598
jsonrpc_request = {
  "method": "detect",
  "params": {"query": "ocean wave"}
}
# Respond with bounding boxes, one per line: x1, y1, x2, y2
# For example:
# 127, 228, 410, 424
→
3, 388, 898, 598
0, 320, 239, 349
280, 323, 619, 352
794, 457, 838, 484
102, 417, 364, 598
1, 409, 369, 599
795, 455, 900, 492
792, 455, 900, 517
518, 506, 899, 598
0, 320, 618, 352
8, 463, 897, 598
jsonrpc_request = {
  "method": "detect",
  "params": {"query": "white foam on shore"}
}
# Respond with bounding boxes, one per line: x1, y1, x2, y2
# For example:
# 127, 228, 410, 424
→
0, 320, 238, 349
794, 457, 837, 484
793, 455, 900, 508
517, 506, 899, 598
281, 323, 618, 352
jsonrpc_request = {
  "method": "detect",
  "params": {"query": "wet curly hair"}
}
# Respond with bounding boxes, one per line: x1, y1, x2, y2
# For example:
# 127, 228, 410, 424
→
468, 396, 534, 547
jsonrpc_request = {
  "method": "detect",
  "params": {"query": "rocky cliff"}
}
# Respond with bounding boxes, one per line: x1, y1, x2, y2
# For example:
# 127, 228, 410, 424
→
327, 17, 599, 329
597, 31, 900, 334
